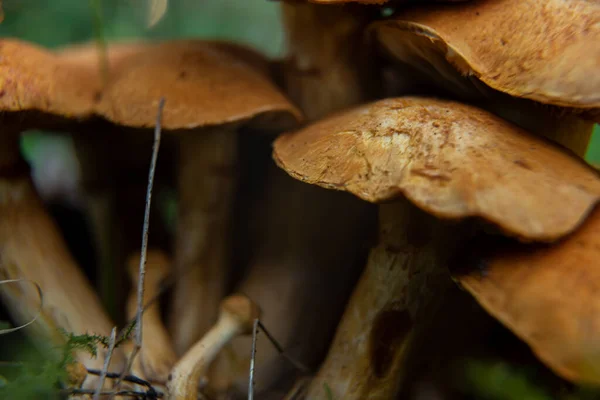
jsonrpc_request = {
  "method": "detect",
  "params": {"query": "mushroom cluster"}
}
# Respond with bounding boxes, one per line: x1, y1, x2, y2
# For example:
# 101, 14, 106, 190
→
0, 0, 599, 399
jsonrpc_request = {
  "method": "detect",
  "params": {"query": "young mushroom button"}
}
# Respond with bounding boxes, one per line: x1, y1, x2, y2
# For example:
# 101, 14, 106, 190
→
272, 96, 600, 398
93, 39, 302, 355
166, 294, 261, 400
372, 0, 600, 156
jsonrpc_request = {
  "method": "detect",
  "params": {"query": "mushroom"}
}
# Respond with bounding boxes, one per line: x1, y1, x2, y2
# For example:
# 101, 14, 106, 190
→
272, 96, 600, 398
371, 0, 600, 156
454, 205, 600, 385
74, 39, 301, 354
0, 38, 124, 377
125, 250, 176, 385
166, 294, 261, 400
56, 40, 274, 323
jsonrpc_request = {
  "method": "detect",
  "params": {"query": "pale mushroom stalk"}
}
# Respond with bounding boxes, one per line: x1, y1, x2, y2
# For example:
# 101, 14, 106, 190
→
304, 200, 466, 399
166, 294, 260, 400
171, 127, 237, 354
126, 250, 177, 384
0, 127, 124, 383
281, 1, 378, 120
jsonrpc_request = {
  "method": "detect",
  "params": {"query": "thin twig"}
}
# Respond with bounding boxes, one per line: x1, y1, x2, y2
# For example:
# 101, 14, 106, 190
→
137, 96, 166, 348
247, 318, 259, 400
63, 388, 161, 398
113, 97, 165, 393
0, 278, 44, 335
94, 327, 117, 400
87, 368, 157, 395
257, 320, 310, 373
247, 320, 311, 400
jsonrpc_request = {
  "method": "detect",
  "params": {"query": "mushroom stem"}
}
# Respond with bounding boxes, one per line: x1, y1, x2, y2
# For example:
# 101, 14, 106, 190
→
281, 2, 378, 120
170, 127, 238, 354
126, 250, 177, 384
167, 294, 260, 400
0, 138, 123, 377
304, 200, 469, 399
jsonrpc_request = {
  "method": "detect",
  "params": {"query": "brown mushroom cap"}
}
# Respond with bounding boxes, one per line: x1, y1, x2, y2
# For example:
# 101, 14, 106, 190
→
94, 40, 302, 131
273, 97, 600, 241
455, 205, 600, 385
372, 0, 600, 118
0, 38, 99, 120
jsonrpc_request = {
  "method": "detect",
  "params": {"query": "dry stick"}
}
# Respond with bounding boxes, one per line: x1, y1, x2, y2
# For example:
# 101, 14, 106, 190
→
247, 319, 259, 400
113, 97, 165, 393
94, 327, 117, 400
0, 279, 43, 335
87, 369, 158, 394
257, 320, 309, 373
247, 319, 311, 400
66, 389, 159, 398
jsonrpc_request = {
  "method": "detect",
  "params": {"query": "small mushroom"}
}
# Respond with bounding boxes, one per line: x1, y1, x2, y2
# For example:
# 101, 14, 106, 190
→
126, 250, 177, 384
0, 38, 123, 378
166, 294, 260, 400
371, 0, 600, 156
273, 96, 600, 397
454, 205, 600, 385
